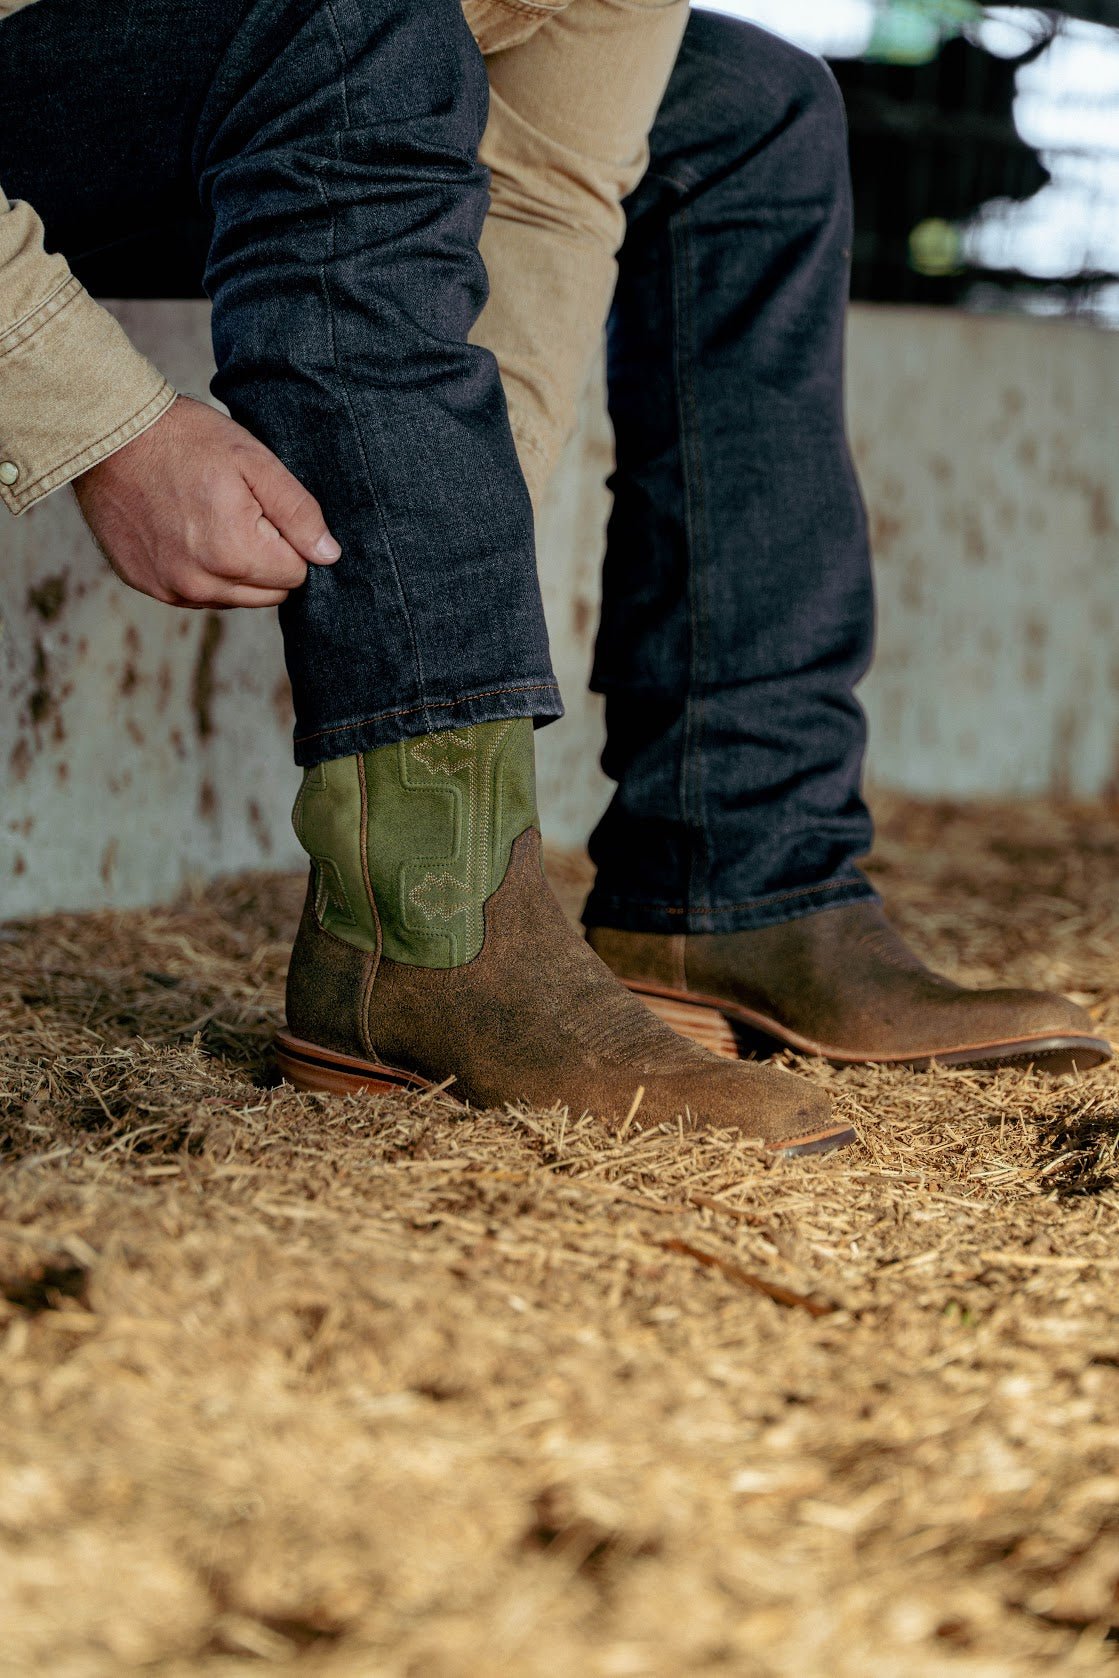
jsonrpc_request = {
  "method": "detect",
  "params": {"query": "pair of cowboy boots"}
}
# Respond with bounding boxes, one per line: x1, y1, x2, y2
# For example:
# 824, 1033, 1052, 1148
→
276, 722, 1109, 1154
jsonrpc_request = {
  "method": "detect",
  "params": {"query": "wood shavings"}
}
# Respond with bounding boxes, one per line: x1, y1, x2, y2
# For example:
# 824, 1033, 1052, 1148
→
1, 793, 1118, 1675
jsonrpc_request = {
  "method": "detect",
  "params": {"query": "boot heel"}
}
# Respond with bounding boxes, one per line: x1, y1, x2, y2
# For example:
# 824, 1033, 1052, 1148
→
274, 1032, 438, 1098
636, 991, 740, 1060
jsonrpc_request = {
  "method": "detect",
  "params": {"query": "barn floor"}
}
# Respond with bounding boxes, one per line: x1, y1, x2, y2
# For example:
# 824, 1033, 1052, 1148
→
2, 796, 1119, 1677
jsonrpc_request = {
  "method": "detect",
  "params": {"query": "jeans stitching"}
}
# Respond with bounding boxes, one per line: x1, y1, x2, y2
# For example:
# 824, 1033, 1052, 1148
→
319, 0, 433, 732
671, 205, 712, 917
293, 681, 561, 745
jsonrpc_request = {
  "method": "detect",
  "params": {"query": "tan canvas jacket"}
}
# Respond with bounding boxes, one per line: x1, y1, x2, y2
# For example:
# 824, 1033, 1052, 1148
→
0, 0, 686, 516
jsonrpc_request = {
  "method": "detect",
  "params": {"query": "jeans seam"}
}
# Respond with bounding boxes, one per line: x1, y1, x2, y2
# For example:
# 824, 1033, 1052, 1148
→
319, 0, 433, 731
293, 681, 561, 746
671, 205, 712, 918
644, 164, 846, 212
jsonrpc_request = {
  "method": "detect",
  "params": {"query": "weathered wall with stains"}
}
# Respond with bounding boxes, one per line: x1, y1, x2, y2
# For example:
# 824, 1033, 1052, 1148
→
850, 307, 1119, 801
0, 306, 298, 918
2, 302, 1117, 916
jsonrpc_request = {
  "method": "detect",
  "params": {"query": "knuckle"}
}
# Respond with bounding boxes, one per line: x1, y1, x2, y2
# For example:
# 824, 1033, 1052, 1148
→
176, 574, 213, 606
203, 551, 241, 581
274, 475, 317, 517
273, 487, 309, 525
263, 564, 306, 593
213, 483, 255, 525
251, 528, 287, 564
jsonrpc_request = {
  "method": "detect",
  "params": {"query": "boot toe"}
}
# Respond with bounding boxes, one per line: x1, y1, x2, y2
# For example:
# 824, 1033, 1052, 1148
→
999, 987, 1099, 1038
966, 987, 1113, 1069
686, 1062, 855, 1155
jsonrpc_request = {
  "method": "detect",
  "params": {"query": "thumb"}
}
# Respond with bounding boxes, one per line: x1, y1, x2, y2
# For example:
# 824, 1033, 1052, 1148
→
239, 446, 341, 565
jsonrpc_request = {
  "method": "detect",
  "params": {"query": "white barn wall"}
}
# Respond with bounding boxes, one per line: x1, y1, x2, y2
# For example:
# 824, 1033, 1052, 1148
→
2, 303, 1117, 915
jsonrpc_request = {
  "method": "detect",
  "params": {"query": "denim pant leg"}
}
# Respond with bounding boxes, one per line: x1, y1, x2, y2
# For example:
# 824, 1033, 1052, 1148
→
200, 0, 561, 764
0, 0, 561, 768
584, 12, 879, 936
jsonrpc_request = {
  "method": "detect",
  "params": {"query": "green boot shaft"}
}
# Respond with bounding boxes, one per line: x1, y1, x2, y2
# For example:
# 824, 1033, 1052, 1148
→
293, 718, 538, 968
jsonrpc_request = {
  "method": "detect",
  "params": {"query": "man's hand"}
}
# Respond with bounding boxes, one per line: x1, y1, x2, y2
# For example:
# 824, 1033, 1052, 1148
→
73, 396, 341, 609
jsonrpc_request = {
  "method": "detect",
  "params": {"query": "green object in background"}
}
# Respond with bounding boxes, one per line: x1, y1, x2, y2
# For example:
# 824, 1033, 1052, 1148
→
908, 217, 965, 276
867, 0, 984, 65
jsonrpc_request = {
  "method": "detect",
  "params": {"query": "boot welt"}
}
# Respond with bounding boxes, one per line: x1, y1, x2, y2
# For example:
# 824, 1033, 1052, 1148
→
624, 982, 1114, 1074
273, 1031, 856, 1155
274, 1032, 443, 1098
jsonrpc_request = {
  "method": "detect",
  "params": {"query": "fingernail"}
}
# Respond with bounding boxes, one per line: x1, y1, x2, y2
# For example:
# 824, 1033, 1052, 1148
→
315, 534, 342, 561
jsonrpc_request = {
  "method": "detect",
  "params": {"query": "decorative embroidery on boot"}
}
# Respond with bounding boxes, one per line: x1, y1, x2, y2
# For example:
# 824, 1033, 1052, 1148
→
409, 730, 477, 778
364, 718, 537, 967
393, 720, 514, 964
408, 869, 473, 923
294, 719, 537, 969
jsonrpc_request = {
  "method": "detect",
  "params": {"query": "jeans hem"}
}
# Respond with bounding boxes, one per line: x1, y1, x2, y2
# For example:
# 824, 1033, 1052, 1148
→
582, 872, 879, 935
293, 681, 564, 766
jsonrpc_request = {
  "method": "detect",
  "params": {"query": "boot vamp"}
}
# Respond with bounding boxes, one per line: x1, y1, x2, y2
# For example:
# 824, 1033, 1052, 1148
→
365, 833, 836, 1145
686, 903, 1097, 1056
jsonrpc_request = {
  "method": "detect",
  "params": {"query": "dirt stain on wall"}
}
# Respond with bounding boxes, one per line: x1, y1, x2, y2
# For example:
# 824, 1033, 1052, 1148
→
247, 798, 272, 855
191, 614, 225, 742
198, 779, 218, 822
26, 573, 68, 624
9, 738, 31, 783
28, 643, 53, 728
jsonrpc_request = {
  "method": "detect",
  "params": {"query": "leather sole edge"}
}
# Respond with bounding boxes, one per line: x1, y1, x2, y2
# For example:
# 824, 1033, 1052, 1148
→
771, 1124, 858, 1157
274, 1032, 440, 1098
627, 984, 1114, 1074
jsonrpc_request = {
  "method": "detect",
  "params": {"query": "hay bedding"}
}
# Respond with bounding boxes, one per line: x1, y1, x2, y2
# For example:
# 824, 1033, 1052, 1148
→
1, 797, 1118, 1678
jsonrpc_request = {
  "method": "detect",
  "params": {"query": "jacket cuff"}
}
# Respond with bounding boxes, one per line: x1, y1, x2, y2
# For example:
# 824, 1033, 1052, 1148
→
0, 276, 176, 515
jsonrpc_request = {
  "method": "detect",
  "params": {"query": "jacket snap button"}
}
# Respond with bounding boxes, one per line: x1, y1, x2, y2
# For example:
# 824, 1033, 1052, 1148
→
0, 462, 19, 486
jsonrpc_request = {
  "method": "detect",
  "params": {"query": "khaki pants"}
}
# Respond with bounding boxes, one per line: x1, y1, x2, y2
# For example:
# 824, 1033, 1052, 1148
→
467, 0, 689, 508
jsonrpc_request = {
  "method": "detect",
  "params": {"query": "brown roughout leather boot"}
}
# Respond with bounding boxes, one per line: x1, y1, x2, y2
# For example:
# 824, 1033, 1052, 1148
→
274, 721, 854, 1156
588, 904, 1113, 1073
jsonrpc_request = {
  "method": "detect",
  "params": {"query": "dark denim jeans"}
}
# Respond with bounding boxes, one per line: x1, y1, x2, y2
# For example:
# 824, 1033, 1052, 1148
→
0, 0, 562, 764
2, 1, 877, 933
585, 12, 879, 934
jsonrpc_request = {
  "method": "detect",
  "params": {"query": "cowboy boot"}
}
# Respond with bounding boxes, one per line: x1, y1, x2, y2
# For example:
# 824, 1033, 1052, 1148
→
275, 720, 855, 1154
588, 905, 1111, 1072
